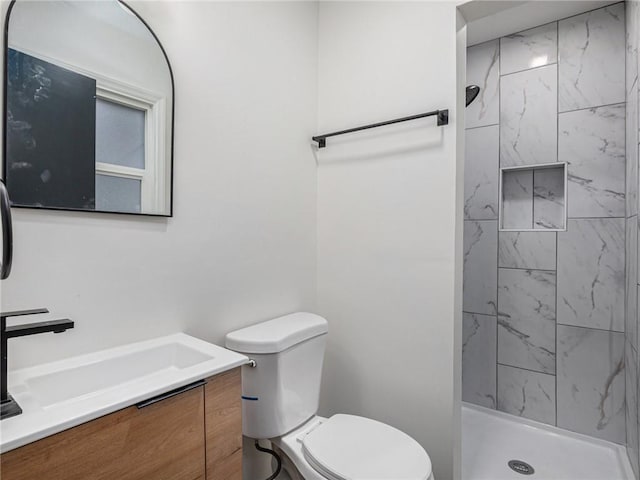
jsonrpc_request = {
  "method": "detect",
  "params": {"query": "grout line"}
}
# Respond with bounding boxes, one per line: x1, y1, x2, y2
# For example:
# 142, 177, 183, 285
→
466, 6, 628, 424
623, 18, 629, 452
555, 18, 560, 428
500, 62, 557, 79
496, 36, 501, 412
463, 311, 498, 318
559, 101, 627, 116
532, 169, 536, 229
552, 0, 625, 26
498, 266, 557, 273
464, 217, 499, 222
567, 216, 626, 220
497, 362, 556, 377
465, 123, 500, 131
556, 322, 626, 335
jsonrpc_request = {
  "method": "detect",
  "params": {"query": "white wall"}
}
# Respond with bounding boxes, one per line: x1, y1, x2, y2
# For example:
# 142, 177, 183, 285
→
8, 1, 170, 96
1, 0, 318, 372
315, 3, 464, 479
1, 1, 465, 478
3, 4, 319, 475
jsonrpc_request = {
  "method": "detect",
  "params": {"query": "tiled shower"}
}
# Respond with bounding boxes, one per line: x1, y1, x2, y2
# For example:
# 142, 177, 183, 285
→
463, 2, 640, 477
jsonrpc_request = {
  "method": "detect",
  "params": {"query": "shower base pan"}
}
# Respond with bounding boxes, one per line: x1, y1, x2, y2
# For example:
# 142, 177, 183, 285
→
462, 402, 634, 480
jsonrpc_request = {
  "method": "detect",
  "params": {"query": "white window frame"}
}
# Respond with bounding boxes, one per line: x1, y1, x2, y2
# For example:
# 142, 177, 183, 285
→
7, 46, 167, 213
95, 84, 166, 213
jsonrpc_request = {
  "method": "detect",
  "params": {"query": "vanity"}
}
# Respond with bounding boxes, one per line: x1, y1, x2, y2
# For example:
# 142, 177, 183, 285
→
0, 334, 248, 480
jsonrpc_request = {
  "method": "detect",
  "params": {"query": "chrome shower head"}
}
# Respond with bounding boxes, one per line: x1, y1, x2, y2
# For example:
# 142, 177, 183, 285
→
466, 85, 480, 107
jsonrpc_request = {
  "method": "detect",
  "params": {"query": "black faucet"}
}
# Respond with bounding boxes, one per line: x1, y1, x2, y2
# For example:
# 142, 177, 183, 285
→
1, 308, 74, 420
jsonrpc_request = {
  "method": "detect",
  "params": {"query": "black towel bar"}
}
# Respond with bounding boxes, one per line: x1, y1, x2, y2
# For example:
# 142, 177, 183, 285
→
312, 109, 448, 149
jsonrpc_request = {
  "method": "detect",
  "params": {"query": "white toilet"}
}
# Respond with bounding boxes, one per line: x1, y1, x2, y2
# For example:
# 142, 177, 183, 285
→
225, 312, 434, 480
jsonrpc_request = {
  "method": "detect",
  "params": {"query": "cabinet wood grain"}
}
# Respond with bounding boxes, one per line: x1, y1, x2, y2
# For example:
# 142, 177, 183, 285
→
205, 368, 242, 480
0, 385, 206, 480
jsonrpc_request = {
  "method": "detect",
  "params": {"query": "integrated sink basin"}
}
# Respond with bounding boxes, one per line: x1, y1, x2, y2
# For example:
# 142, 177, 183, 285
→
26, 342, 215, 407
0, 333, 248, 453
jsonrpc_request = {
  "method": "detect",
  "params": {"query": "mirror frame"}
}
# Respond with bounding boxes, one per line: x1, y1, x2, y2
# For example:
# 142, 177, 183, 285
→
2, 0, 175, 217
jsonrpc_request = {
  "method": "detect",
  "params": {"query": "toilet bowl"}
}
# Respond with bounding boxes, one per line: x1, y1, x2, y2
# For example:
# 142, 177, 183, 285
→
272, 415, 434, 480
225, 312, 434, 480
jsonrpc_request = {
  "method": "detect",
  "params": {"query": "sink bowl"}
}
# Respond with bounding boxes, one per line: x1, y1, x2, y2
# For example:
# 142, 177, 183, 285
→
25, 342, 215, 407
1, 333, 248, 453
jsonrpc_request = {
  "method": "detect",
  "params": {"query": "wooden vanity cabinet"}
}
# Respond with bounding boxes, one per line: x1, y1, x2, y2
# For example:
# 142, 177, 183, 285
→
0, 367, 242, 480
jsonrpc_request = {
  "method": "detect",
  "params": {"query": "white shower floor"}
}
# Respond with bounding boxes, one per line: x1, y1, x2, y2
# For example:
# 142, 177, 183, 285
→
462, 403, 634, 480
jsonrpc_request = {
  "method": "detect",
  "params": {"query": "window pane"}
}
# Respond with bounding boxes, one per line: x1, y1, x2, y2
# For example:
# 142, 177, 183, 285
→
96, 98, 145, 169
95, 174, 141, 213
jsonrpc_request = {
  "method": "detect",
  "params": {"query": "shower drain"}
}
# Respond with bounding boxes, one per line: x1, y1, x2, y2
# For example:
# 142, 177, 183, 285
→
508, 460, 535, 475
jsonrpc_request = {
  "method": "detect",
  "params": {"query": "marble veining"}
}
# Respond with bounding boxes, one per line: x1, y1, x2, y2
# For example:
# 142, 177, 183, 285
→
463, 313, 497, 409
465, 126, 499, 220
627, 216, 638, 352
626, 343, 639, 478
467, 40, 500, 129
500, 22, 558, 76
637, 285, 640, 364
559, 104, 625, 218
637, 285, 640, 365
627, 0, 639, 95
557, 218, 625, 332
498, 268, 556, 374
463, 5, 632, 445
498, 231, 556, 270
497, 364, 556, 425
558, 3, 626, 111
501, 65, 558, 167
502, 169, 533, 229
557, 325, 625, 443
464, 220, 498, 316
533, 167, 565, 229
627, 80, 638, 217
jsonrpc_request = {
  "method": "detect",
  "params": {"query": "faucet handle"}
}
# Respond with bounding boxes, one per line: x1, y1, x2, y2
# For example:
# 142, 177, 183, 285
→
1, 308, 49, 319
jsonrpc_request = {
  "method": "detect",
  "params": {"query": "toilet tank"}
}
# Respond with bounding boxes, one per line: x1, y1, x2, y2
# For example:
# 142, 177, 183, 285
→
225, 312, 328, 439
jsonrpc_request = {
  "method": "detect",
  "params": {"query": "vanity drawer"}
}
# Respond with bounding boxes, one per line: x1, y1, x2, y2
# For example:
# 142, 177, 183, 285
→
205, 368, 242, 480
0, 384, 206, 480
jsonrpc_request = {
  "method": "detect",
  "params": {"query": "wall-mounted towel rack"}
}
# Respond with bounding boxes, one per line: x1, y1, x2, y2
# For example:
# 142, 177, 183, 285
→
312, 109, 448, 149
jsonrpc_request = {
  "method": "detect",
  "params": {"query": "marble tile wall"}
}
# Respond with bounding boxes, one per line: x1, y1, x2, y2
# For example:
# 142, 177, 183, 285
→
558, 4, 625, 111
557, 325, 626, 443
498, 231, 556, 270
464, 126, 499, 220
557, 218, 625, 332
500, 23, 557, 75
466, 40, 500, 129
500, 65, 557, 167
497, 364, 556, 425
464, 2, 631, 452
501, 169, 533, 229
462, 313, 497, 408
463, 220, 497, 316
559, 104, 626, 218
626, 0, 640, 477
533, 167, 565, 229
497, 268, 556, 374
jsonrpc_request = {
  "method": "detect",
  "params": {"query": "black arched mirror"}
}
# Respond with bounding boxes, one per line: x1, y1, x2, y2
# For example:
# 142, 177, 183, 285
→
3, 0, 174, 216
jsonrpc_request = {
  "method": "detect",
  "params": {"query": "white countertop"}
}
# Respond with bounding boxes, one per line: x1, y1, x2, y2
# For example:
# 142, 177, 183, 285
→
0, 333, 248, 453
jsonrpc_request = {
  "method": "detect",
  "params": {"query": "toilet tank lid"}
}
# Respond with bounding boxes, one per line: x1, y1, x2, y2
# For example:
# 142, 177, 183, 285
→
225, 312, 328, 354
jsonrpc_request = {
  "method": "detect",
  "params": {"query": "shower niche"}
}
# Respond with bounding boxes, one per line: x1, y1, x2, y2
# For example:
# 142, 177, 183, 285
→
499, 162, 567, 232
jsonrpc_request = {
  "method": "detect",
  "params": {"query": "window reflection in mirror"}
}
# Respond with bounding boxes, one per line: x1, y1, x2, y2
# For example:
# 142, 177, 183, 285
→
4, 0, 173, 216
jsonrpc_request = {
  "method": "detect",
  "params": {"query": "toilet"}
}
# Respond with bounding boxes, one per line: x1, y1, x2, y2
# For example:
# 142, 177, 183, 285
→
225, 312, 434, 480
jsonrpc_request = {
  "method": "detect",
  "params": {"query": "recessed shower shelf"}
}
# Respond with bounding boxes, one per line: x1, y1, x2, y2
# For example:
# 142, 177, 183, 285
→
499, 162, 567, 232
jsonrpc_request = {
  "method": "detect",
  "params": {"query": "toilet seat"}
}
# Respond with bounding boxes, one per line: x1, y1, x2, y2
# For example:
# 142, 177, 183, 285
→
300, 414, 432, 480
